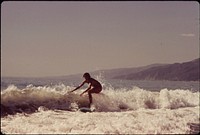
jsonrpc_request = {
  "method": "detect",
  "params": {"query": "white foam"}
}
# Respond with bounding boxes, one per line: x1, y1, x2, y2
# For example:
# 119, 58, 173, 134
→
1, 84, 199, 114
1, 107, 199, 134
1, 84, 199, 134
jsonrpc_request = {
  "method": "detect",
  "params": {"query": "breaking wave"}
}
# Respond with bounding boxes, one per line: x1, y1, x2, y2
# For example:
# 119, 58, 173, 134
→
1, 84, 199, 117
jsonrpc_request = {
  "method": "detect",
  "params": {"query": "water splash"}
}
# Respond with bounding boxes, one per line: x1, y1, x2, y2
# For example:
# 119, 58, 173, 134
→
1, 84, 199, 117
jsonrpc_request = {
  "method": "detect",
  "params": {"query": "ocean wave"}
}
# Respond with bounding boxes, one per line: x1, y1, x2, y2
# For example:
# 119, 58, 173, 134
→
1, 84, 199, 117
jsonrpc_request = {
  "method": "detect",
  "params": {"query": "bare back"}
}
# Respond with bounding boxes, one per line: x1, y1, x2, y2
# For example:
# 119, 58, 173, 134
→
85, 78, 102, 89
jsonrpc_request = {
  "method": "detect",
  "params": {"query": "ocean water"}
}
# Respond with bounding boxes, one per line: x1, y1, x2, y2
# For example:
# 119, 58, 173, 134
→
1, 76, 199, 134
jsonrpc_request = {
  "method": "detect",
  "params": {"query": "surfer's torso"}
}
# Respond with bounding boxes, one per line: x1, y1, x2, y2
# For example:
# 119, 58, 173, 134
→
85, 78, 102, 89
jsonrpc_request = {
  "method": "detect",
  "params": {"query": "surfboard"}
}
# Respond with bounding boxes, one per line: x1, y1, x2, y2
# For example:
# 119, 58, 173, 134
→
79, 107, 92, 113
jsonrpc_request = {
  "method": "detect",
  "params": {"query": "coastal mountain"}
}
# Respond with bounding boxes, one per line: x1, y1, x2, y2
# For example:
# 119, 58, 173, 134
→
90, 63, 166, 79
2, 59, 199, 84
113, 58, 199, 81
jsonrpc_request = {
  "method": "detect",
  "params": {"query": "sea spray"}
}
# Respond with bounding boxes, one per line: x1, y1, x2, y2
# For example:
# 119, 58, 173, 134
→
1, 84, 199, 117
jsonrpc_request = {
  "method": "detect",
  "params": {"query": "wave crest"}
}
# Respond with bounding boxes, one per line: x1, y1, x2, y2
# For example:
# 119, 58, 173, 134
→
1, 84, 199, 116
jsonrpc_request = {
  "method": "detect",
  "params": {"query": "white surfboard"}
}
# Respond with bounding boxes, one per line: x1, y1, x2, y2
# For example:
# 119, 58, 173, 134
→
79, 107, 92, 112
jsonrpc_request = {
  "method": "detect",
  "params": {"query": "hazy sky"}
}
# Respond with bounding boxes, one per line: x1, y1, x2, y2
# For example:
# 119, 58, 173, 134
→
1, 1, 199, 77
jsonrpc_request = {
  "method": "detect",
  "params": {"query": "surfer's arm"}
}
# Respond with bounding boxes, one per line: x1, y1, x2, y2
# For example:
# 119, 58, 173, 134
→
71, 81, 85, 92
80, 84, 92, 96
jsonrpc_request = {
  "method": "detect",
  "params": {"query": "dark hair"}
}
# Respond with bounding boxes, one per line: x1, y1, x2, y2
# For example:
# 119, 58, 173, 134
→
83, 72, 91, 79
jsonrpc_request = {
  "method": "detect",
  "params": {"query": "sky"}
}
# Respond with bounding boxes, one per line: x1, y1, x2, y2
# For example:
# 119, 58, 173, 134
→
1, 1, 199, 77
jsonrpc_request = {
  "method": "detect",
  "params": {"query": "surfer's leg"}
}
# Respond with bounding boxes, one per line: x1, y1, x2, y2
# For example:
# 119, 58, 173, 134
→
88, 91, 92, 107
88, 87, 102, 107
90, 87, 102, 93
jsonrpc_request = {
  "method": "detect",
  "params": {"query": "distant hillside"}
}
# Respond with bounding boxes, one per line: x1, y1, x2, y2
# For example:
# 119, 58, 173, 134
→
2, 59, 198, 82
90, 64, 166, 79
114, 58, 200, 81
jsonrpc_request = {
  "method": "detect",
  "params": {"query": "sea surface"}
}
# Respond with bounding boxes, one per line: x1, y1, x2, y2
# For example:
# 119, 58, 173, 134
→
1, 76, 199, 134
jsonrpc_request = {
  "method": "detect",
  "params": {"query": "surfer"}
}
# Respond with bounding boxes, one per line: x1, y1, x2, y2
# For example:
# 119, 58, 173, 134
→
70, 73, 102, 108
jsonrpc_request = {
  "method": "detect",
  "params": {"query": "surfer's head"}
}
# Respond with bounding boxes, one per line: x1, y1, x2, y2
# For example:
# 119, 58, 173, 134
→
83, 72, 91, 80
